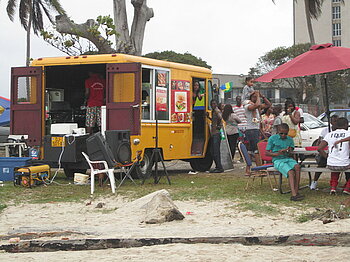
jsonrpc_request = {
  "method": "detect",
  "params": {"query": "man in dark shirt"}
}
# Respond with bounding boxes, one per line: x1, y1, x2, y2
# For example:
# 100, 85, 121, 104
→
209, 99, 224, 173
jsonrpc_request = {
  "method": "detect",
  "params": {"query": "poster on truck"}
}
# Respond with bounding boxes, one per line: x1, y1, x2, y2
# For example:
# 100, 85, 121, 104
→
156, 87, 167, 112
171, 80, 191, 123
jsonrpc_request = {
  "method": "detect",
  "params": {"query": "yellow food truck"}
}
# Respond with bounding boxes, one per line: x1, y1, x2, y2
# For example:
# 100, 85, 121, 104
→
10, 54, 216, 177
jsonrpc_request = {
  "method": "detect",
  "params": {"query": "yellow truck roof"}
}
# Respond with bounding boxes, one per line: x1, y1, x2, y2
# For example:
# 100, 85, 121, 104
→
31, 53, 212, 74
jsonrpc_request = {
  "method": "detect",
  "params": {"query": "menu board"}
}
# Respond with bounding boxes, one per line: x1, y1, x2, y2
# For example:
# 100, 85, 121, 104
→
171, 80, 191, 123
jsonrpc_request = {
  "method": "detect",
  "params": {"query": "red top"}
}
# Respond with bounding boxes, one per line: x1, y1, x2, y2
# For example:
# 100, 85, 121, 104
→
85, 74, 106, 107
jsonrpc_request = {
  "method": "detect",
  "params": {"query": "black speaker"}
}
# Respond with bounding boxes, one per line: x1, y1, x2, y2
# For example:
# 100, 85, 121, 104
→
86, 132, 116, 167
105, 130, 131, 164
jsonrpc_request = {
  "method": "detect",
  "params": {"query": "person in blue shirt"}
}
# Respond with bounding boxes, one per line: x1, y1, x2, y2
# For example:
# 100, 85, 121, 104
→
266, 123, 303, 201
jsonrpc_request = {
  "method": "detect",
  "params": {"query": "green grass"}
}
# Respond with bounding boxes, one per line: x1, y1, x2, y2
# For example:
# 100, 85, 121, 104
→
0, 169, 349, 221
236, 202, 280, 217
296, 213, 312, 223
0, 203, 7, 213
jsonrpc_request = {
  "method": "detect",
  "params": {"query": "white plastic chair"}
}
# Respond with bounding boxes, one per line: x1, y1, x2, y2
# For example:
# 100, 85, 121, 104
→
82, 152, 116, 195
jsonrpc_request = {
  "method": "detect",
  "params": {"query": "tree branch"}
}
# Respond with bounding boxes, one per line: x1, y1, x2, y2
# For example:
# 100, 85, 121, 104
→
55, 14, 115, 54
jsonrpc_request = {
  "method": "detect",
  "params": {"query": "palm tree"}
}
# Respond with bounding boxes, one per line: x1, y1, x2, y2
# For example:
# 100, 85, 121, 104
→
5, 0, 65, 66
274, 0, 343, 109
299, 0, 324, 45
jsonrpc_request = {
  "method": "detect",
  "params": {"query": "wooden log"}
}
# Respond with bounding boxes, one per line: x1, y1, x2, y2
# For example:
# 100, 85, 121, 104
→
1, 232, 350, 253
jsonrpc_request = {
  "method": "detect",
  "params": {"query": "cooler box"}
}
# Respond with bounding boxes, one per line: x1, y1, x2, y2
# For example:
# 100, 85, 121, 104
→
0, 157, 32, 181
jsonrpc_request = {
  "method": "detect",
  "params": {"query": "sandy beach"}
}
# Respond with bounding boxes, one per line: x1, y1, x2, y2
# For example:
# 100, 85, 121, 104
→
0, 190, 349, 261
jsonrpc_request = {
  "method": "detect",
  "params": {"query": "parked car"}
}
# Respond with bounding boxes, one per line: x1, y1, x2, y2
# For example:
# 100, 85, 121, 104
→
300, 113, 327, 147
317, 108, 350, 124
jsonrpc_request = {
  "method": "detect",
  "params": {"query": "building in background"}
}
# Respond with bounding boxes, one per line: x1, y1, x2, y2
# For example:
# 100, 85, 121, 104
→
212, 74, 295, 105
294, 0, 348, 47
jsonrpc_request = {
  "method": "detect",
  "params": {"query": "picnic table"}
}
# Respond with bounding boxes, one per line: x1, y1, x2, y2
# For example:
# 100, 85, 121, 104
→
268, 147, 323, 194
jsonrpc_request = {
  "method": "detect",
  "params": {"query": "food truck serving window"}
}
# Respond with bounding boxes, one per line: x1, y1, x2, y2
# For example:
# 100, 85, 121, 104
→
16, 76, 37, 104
141, 67, 170, 122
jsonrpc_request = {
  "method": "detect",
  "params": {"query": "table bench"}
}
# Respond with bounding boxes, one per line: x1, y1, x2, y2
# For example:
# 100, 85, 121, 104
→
266, 166, 350, 194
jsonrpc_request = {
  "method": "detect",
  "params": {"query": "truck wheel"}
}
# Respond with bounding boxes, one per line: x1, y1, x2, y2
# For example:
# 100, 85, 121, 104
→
139, 150, 153, 179
189, 151, 213, 172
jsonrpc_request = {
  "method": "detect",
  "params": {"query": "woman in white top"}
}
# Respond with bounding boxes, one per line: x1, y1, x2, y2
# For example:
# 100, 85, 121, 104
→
222, 104, 241, 160
282, 100, 302, 147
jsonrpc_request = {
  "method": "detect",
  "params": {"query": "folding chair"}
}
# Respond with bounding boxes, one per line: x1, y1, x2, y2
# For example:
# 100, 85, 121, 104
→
114, 152, 142, 189
82, 152, 116, 195
257, 140, 278, 187
238, 142, 276, 191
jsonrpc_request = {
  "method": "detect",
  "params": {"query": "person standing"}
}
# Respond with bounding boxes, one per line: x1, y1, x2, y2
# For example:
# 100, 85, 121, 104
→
233, 95, 247, 133
222, 104, 241, 161
233, 95, 247, 163
208, 99, 224, 173
282, 100, 302, 147
271, 104, 283, 135
192, 81, 204, 109
242, 77, 255, 102
261, 107, 275, 138
285, 97, 304, 124
244, 91, 271, 163
85, 72, 106, 134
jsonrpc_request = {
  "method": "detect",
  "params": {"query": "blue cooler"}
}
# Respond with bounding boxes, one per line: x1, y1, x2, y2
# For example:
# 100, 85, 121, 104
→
0, 157, 32, 181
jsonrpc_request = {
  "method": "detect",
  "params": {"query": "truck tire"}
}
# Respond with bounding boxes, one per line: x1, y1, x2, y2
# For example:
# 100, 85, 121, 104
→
139, 150, 153, 179
189, 150, 213, 172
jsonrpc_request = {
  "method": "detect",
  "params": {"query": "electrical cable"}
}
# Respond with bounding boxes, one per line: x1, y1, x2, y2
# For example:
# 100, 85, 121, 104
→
45, 134, 73, 185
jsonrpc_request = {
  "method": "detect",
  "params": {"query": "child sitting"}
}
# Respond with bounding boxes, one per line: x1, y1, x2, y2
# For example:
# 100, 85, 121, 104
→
318, 117, 350, 194
266, 123, 303, 201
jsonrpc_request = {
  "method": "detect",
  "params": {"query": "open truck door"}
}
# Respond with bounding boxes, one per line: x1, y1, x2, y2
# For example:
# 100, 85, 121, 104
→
106, 63, 141, 135
10, 67, 43, 147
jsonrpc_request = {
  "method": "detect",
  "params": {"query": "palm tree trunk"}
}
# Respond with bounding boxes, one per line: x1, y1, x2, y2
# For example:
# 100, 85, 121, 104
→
25, 0, 33, 102
26, 0, 33, 67
304, 0, 325, 112
304, 0, 315, 45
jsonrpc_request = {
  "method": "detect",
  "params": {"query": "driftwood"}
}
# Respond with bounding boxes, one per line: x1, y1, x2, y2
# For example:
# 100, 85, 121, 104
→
1, 232, 350, 253
0, 231, 85, 241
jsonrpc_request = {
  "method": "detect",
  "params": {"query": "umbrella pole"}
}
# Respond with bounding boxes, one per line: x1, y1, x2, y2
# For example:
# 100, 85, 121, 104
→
323, 74, 331, 132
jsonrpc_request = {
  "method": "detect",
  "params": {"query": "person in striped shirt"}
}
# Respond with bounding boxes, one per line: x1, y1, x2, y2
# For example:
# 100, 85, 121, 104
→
232, 95, 247, 132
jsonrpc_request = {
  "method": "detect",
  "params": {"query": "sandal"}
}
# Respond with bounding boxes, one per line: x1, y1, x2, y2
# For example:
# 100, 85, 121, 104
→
290, 195, 304, 201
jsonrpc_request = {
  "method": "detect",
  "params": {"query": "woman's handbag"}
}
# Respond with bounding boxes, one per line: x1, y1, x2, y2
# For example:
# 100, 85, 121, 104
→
288, 128, 297, 138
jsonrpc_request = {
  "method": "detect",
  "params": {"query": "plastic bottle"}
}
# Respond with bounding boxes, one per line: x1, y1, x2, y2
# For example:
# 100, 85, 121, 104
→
220, 128, 225, 140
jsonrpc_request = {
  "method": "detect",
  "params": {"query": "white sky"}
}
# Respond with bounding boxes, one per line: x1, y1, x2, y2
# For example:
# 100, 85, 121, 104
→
0, 0, 293, 98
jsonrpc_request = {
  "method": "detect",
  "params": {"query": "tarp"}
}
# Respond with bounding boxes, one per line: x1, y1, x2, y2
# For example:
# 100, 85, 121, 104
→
0, 96, 10, 126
